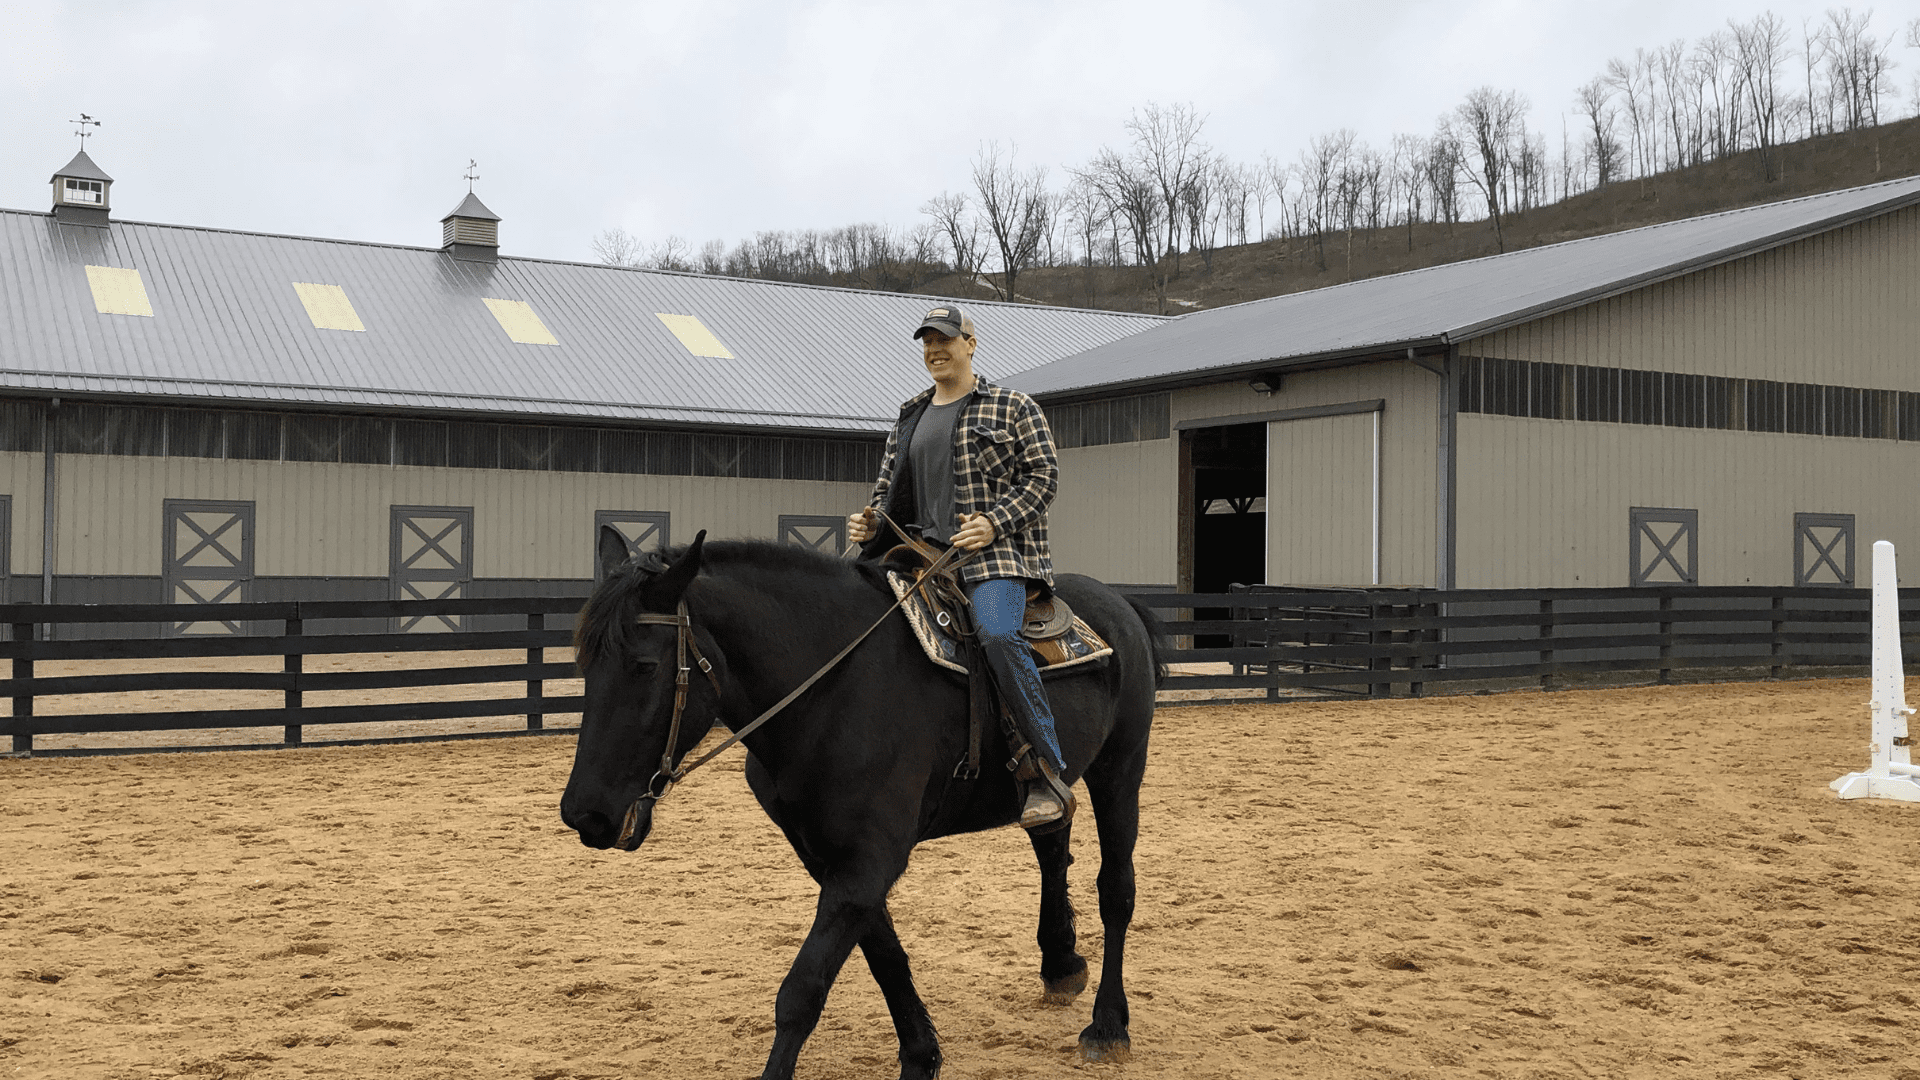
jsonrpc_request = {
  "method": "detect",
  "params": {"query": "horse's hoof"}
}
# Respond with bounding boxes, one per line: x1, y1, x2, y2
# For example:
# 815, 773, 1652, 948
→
1079, 1036, 1132, 1064
1042, 968, 1088, 1005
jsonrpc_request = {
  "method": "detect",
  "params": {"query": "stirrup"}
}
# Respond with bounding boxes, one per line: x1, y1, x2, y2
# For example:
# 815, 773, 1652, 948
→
1020, 758, 1076, 834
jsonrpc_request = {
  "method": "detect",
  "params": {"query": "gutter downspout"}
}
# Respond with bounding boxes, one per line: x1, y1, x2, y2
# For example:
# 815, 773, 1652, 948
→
41, 399, 57, 636
1436, 348, 1458, 590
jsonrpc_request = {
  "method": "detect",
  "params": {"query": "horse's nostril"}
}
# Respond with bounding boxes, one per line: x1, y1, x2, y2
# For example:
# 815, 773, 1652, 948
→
566, 810, 615, 848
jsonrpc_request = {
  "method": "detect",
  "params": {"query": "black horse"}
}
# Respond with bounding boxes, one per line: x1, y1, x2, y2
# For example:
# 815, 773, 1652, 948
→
560, 526, 1161, 1079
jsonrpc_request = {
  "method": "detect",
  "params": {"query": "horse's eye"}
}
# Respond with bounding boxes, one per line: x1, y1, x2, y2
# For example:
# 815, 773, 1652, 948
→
630, 659, 661, 674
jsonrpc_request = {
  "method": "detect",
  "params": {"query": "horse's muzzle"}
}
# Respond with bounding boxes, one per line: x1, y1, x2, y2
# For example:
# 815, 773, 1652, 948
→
614, 799, 652, 851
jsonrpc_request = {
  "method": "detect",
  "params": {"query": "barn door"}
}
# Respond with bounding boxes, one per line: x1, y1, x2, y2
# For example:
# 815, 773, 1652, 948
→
1266, 412, 1376, 586
1794, 513, 1855, 586
390, 505, 473, 631
778, 514, 846, 554
594, 510, 670, 581
1629, 507, 1698, 586
162, 499, 255, 635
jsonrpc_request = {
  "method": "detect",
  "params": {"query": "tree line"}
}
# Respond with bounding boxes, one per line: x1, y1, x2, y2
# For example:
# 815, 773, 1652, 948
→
594, 7, 1918, 313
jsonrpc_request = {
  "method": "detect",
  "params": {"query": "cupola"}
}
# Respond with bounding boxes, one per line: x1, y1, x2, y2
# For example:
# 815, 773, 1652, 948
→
50, 150, 113, 226
441, 192, 500, 262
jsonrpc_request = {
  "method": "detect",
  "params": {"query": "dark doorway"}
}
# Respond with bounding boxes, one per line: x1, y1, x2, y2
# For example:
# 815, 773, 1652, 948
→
1185, 422, 1266, 648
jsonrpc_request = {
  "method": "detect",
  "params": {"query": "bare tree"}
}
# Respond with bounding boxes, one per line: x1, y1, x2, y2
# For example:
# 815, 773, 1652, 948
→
591, 227, 646, 267
1125, 101, 1209, 287
1425, 129, 1464, 230
1389, 134, 1427, 250
1298, 128, 1354, 269
1451, 87, 1529, 252
1180, 152, 1228, 273
1731, 11, 1790, 180
1260, 153, 1291, 240
1576, 77, 1623, 187
1073, 146, 1167, 309
970, 141, 1052, 301
920, 191, 985, 286
697, 238, 726, 275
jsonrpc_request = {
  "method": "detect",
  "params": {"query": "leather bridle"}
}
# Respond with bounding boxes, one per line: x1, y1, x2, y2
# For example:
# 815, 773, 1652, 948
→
612, 532, 974, 848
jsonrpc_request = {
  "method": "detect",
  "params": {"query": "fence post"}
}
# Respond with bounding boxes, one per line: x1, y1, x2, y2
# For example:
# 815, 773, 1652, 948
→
1539, 598, 1556, 692
1770, 594, 1786, 679
10, 619, 33, 756
1657, 593, 1674, 685
283, 614, 303, 746
1410, 598, 1427, 699
527, 610, 545, 731
1370, 601, 1390, 699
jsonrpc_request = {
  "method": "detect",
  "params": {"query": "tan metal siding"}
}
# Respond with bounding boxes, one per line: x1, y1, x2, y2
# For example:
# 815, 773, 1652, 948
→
1172, 362, 1441, 586
1050, 439, 1177, 585
1267, 412, 1373, 585
1457, 413, 1920, 587
0, 452, 43, 576
16, 453, 868, 578
1471, 205, 1920, 388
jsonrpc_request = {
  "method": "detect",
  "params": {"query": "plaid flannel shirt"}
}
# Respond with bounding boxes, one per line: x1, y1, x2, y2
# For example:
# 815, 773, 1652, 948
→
865, 375, 1058, 587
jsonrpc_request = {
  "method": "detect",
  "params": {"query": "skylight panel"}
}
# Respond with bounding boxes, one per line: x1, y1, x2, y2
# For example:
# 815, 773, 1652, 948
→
84, 265, 153, 317
655, 313, 735, 359
483, 298, 558, 345
292, 282, 366, 332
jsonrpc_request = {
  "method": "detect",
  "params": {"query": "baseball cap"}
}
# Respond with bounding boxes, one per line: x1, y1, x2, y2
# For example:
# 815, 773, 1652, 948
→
912, 304, 974, 341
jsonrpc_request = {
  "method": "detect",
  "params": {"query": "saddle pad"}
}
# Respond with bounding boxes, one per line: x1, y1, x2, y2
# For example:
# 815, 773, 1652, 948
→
886, 572, 1113, 676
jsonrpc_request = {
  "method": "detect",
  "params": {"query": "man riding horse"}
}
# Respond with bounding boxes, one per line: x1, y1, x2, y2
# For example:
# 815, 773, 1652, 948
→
846, 303, 1075, 830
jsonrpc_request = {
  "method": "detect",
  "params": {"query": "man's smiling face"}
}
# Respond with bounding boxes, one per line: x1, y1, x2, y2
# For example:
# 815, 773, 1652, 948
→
920, 330, 975, 382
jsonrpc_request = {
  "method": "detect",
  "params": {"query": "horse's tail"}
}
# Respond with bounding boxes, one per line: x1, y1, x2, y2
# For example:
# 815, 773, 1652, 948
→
1123, 593, 1171, 689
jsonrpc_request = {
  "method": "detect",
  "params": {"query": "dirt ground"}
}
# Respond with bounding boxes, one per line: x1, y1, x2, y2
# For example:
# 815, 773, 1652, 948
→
5, 678, 1920, 1080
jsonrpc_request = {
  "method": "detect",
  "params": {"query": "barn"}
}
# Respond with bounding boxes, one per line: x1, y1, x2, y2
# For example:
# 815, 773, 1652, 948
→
0, 150, 1161, 615
1012, 174, 1920, 595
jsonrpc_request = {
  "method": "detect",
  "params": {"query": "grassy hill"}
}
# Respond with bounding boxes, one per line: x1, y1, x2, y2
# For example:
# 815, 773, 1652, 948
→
928, 115, 1920, 316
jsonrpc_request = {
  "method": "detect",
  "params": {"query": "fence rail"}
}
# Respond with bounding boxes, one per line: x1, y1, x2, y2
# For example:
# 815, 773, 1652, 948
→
3, 596, 582, 756
1136, 584, 1920, 702
4, 584, 1915, 755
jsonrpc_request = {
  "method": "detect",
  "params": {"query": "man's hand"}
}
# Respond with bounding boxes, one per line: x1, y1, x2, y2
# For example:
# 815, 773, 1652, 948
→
953, 513, 997, 551
846, 507, 876, 544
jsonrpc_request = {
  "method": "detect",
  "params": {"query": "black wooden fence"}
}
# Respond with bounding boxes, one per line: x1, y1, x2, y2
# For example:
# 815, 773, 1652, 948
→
4, 585, 1913, 755
1137, 584, 1920, 703
2, 596, 581, 757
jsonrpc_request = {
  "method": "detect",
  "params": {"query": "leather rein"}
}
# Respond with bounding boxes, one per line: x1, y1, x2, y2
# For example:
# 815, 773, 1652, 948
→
616, 514, 974, 839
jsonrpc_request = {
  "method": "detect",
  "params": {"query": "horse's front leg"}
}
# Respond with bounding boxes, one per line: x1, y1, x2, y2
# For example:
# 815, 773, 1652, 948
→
859, 905, 942, 1079
1030, 824, 1089, 1002
761, 875, 895, 1080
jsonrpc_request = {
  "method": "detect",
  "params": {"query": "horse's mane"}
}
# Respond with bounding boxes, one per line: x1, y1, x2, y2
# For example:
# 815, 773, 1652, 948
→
574, 538, 887, 670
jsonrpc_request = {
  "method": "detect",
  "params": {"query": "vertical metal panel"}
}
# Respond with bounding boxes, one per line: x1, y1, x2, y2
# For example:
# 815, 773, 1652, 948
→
1471, 205, 1920, 389
1048, 439, 1178, 586
1267, 412, 1373, 586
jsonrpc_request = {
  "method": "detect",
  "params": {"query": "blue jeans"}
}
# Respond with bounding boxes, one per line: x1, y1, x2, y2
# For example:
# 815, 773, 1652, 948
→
968, 577, 1064, 773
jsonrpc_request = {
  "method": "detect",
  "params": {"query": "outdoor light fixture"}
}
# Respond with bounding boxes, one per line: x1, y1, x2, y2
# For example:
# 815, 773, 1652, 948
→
1248, 371, 1283, 394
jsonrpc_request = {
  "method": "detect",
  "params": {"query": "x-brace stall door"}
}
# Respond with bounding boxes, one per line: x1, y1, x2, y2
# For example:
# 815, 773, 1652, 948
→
778, 514, 846, 554
594, 510, 670, 580
1794, 512, 1856, 586
391, 505, 473, 631
163, 499, 255, 635
1629, 507, 1698, 586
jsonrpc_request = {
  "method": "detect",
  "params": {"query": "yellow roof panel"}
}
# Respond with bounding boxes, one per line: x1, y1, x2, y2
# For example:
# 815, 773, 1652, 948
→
84, 265, 153, 317
483, 297, 558, 345
291, 282, 365, 332
655, 312, 735, 359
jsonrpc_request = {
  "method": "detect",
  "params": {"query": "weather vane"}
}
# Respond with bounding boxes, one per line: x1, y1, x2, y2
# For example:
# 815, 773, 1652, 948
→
70, 114, 100, 147
464, 159, 479, 193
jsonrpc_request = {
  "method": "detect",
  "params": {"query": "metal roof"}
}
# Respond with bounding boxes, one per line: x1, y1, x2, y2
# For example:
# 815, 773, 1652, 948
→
442, 192, 499, 222
1007, 173, 1920, 399
0, 209, 1163, 434
50, 151, 112, 184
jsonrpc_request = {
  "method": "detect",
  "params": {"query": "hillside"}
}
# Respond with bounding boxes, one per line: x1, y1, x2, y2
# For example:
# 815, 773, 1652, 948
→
924, 115, 1920, 316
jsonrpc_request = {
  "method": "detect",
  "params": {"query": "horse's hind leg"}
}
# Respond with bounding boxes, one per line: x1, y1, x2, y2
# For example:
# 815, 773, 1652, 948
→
1079, 739, 1147, 1063
859, 905, 942, 1080
1029, 825, 1088, 1003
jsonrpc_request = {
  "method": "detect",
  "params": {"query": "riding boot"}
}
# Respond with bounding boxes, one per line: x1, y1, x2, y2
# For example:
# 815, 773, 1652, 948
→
968, 578, 1074, 832
1017, 751, 1076, 833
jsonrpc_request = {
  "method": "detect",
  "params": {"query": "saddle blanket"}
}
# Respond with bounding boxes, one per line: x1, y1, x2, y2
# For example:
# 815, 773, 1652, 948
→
886, 571, 1113, 676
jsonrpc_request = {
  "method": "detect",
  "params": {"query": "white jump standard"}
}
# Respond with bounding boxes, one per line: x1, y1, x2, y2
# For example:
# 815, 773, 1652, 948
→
1831, 540, 1920, 802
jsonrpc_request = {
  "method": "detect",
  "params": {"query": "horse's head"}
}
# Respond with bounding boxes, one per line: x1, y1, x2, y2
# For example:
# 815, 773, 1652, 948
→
560, 526, 722, 851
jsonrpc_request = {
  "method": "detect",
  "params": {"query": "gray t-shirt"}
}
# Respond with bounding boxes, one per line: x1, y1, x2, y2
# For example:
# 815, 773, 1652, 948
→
907, 393, 970, 543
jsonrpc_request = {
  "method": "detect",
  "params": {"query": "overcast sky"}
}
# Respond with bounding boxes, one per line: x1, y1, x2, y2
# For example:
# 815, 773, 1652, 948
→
4, 0, 1916, 264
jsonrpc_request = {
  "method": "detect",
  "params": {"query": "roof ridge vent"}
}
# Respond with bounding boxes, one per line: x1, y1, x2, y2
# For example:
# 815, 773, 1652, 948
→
441, 159, 500, 261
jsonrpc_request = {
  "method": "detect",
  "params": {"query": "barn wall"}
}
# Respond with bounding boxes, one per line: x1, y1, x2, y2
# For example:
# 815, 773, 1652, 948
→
1049, 438, 1177, 585
1171, 360, 1442, 587
0, 449, 868, 583
1, 451, 42, 595
1473, 204, 1920, 386
1456, 413, 1920, 587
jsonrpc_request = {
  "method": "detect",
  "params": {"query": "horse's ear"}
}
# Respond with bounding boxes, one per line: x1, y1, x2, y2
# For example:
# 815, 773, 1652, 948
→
645, 530, 706, 605
597, 525, 632, 581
